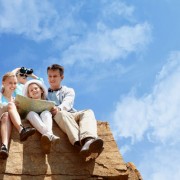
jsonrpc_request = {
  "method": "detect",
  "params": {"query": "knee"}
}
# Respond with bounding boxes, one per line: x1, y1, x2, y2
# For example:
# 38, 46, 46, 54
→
54, 111, 69, 123
87, 109, 94, 114
26, 111, 38, 120
7, 102, 16, 111
1, 112, 10, 123
83, 109, 95, 116
40, 110, 52, 118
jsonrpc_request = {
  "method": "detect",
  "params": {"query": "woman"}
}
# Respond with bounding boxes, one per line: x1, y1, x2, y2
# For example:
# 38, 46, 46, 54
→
0, 72, 36, 160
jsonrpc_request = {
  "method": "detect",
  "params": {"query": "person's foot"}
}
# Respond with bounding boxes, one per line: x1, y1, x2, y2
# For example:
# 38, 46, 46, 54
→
0, 144, 9, 160
51, 134, 60, 151
41, 134, 52, 154
74, 141, 81, 150
51, 134, 60, 144
20, 126, 36, 141
80, 137, 104, 159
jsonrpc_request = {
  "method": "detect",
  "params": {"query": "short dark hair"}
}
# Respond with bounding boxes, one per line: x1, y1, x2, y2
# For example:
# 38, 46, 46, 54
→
47, 64, 64, 76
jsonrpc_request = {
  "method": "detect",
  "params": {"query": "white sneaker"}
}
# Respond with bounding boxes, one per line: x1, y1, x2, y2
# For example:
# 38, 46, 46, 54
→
41, 134, 52, 154
51, 134, 60, 144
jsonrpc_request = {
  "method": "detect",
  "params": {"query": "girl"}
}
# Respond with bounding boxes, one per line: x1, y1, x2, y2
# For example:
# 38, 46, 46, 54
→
12, 67, 43, 95
0, 72, 36, 160
22, 79, 60, 154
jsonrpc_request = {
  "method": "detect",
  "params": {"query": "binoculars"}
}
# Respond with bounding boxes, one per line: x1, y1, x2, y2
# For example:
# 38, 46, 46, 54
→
20, 67, 33, 75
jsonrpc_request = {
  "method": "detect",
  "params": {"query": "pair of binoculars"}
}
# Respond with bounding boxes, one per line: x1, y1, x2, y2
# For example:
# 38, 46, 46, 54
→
20, 67, 33, 75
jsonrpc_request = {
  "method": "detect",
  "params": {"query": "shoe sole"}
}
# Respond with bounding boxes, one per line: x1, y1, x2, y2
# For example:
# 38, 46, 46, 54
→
0, 150, 9, 160
51, 137, 60, 151
80, 138, 104, 158
41, 135, 51, 154
89, 138, 104, 154
52, 138, 60, 146
20, 128, 36, 141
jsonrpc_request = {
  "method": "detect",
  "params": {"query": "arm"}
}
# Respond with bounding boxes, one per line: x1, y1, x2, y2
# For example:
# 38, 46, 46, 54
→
50, 87, 75, 116
58, 87, 75, 111
28, 73, 43, 81
11, 68, 21, 75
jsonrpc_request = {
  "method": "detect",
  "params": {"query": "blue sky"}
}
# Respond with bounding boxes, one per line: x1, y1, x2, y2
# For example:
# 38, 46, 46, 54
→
1, 0, 180, 179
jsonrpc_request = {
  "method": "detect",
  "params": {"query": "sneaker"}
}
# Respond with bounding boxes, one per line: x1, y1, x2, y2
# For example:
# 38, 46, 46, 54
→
51, 134, 60, 143
20, 126, 36, 141
80, 137, 104, 158
74, 141, 81, 150
0, 144, 9, 160
41, 134, 52, 154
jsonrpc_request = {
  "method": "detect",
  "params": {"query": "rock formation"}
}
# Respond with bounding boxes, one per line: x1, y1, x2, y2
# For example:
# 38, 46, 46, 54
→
0, 120, 142, 180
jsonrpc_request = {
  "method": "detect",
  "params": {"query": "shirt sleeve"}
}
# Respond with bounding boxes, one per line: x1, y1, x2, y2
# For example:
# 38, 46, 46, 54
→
58, 87, 75, 111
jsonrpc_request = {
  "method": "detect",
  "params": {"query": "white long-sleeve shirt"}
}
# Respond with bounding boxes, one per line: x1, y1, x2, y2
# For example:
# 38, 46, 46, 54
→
47, 85, 76, 113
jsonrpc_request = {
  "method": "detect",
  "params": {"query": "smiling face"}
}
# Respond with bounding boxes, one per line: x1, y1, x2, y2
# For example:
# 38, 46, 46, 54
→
28, 83, 43, 99
2, 75, 17, 94
47, 69, 64, 90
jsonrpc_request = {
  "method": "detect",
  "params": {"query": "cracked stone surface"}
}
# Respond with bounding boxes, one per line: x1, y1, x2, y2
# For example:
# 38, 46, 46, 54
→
0, 120, 141, 179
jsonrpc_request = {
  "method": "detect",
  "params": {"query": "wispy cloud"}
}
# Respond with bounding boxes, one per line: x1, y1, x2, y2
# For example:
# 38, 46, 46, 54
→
139, 145, 180, 180
61, 23, 151, 66
111, 51, 180, 179
0, 0, 60, 41
0, 0, 151, 60
101, 0, 135, 22
112, 51, 180, 144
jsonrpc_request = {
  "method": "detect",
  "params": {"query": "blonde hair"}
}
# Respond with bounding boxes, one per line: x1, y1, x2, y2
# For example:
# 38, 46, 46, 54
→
2, 72, 16, 82
1, 72, 16, 93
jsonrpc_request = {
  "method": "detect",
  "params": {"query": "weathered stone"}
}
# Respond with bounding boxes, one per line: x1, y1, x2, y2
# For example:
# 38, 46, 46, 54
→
0, 120, 142, 179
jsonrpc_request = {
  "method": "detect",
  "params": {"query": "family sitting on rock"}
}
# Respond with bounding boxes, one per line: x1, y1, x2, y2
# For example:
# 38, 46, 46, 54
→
0, 64, 104, 161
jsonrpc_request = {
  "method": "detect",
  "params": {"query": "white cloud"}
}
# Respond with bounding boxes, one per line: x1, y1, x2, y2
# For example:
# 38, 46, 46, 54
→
112, 94, 150, 142
120, 144, 131, 155
111, 51, 180, 179
102, 0, 135, 20
139, 145, 180, 180
0, 0, 151, 64
61, 23, 151, 65
0, 0, 60, 41
112, 51, 180, 144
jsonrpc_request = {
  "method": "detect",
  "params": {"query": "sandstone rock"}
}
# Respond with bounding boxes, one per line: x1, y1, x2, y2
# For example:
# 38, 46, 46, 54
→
0, 121, 142, 180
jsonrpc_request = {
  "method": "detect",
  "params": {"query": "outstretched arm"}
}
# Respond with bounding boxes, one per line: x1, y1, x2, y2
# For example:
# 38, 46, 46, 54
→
11, 67, 21, 75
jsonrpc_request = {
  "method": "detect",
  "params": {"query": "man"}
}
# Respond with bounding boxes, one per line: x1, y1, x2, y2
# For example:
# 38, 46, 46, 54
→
47, 64, 103, 159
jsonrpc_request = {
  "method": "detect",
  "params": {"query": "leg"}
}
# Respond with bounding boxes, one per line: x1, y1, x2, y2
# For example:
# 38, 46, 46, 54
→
0, 112, 12, 159
27, 111, 51, 153
0, 113, 12, 148
54, 110, 79, 145
40, 110, 60, 141
8, 103, 36, 141
78, 109, 98, 141
78, 109, 104, 159
27, 111, 59, 154
40, 110, 60, 154
40, 110, 53, 134
27, 111, 50, 135
8, 102, 22, 132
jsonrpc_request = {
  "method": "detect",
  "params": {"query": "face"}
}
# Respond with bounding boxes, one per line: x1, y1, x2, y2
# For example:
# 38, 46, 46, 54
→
28, 83, 43, 99
17, 73, 28, 84
3, 76, 17, 93
47, 69, 64, 89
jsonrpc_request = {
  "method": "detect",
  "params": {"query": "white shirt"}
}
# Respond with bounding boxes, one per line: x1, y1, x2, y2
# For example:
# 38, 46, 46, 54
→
47, 85, 76, 112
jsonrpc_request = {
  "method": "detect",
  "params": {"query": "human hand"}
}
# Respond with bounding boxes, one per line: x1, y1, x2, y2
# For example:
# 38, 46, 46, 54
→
14, 101, 20, 110
50, 106, 59, 116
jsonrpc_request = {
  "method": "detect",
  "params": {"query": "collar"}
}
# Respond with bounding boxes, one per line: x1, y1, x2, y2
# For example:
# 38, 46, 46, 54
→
48, 87, 62, 92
